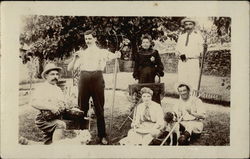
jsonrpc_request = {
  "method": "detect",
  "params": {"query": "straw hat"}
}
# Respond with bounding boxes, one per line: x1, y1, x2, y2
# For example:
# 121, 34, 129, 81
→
41, 63, 62, 79
181, 17, 197, 26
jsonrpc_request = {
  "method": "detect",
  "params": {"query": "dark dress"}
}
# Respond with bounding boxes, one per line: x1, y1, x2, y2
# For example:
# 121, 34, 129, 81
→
133, 48, 164, 83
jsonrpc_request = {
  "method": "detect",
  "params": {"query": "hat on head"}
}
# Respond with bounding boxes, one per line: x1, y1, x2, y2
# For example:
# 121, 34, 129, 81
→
181, 17, 197, 26
174, 81, 192, 93
41, 63, 62, 79
140, 87, 153, 96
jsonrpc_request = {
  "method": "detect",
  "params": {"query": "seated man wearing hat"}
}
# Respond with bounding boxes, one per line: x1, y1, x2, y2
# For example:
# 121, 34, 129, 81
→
119, 87, 165, 145
174, 83, 206, 145
176, 17, 204, 91
30, 63, 83, 145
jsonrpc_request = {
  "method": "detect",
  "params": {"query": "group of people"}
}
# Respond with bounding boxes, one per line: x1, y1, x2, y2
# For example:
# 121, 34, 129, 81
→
30, 17, 206, 145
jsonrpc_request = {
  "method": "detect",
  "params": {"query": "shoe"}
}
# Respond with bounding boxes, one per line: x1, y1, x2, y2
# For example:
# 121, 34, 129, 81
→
178, 131, 191, 145
100, 137, 108, 145
190, 133, 201, 143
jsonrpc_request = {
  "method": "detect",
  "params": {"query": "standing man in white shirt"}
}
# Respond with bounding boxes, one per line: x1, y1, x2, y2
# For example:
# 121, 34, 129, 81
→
67, 30, 121, 145
174, 83, 206, 145
176, 17, 204, 91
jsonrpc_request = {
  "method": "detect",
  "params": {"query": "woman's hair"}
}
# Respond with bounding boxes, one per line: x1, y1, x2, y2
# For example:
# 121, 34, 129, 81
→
140, 87, 153, 96
140, 34, 155, 48
84, 30, 96, 36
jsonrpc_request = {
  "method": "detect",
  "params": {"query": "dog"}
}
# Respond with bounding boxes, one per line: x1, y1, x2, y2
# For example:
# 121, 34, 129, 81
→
53, 129, 92, 145
164, 111, 180, 146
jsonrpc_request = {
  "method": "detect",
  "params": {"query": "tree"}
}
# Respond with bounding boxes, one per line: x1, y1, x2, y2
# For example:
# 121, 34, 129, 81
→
20, 16, 231, 78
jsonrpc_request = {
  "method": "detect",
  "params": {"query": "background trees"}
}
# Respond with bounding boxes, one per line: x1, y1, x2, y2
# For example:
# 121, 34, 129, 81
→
20, 16, 231, 78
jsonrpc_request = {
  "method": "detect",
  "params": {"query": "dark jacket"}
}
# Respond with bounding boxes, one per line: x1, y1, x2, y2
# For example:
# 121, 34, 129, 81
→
133, 48, 164, 81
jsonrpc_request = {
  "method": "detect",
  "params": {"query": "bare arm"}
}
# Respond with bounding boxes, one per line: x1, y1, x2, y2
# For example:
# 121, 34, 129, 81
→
67, 53, 80, 71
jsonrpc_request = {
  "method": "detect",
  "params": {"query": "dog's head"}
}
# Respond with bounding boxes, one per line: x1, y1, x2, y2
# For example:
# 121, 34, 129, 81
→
164, 112, 178, 123
74, 130, 92, 145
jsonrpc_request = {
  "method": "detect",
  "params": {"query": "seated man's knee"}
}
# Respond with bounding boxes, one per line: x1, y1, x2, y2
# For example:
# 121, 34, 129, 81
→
191, 121, 203, 134
150, 129, 160, 138
55, 120, 66, 129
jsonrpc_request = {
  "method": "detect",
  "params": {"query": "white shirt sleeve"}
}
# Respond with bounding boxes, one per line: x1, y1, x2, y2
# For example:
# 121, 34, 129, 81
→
104, 49, 116, 61
29, 84, 51, 109
194, 98, 206, 118
175, 34, 184, 55
131, 104, 143, 127
155, 104, 165, 130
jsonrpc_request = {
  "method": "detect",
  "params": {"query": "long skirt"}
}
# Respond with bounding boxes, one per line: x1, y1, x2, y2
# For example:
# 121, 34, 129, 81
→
120, 122, 161, 145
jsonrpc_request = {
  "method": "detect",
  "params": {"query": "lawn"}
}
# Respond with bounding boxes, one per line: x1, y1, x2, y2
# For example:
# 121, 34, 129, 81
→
19, 90, 230, 146
19, 72, 230, 103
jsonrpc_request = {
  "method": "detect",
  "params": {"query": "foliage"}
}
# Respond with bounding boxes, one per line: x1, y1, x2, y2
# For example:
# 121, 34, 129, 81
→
20, 16, 231, 78
20, 16, 185, 63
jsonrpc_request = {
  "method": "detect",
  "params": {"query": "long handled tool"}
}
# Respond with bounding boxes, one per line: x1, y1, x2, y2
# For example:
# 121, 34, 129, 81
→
160, 113, 186, 146
109, 57, 119, 143
197, 36, 208, 92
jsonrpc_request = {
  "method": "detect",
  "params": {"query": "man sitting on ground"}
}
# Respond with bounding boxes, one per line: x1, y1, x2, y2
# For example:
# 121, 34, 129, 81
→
174, 83, 206, 145
30, 63, 83, 145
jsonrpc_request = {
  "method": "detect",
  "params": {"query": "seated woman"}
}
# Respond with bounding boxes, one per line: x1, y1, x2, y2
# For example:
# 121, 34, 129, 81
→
120, 87, 165, 145
133, 34, 164, 83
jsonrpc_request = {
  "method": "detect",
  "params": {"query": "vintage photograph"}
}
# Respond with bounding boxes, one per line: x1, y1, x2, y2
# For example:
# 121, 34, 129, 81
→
18, 15, 231, 146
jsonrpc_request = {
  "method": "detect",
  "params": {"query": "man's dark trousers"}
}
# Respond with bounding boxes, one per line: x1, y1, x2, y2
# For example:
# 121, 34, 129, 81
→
78, 71, 106, 138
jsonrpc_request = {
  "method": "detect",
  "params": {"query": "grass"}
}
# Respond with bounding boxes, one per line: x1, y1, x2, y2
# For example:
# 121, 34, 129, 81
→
19, 90, 230, 146
19, 72, 230, 103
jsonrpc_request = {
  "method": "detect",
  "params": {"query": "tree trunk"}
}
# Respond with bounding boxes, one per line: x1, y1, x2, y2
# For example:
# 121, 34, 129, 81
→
37, 57, 44, 79
130, 37, 138, 61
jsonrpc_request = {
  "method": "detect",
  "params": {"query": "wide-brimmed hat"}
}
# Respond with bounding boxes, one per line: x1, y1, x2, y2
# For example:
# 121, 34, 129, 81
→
181, 17, 197, 26
140, 87, 153, 96
174, 81, 193, 93
41, 63, 62, 79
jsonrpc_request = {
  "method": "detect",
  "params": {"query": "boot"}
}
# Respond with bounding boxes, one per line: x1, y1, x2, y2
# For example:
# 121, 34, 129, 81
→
190, 132, 201, 143
178, 131, 191, 145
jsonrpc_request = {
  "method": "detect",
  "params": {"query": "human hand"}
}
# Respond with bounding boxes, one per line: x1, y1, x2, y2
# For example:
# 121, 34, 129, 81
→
115, 51, 121, 58
50, 107, 60, 115
87, 108, 95, 118
57, 101, 66, 109
155, 75, 160, 83
73, 52, 80, 59
131, 122, 140, 128
58, 106, 66, 113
